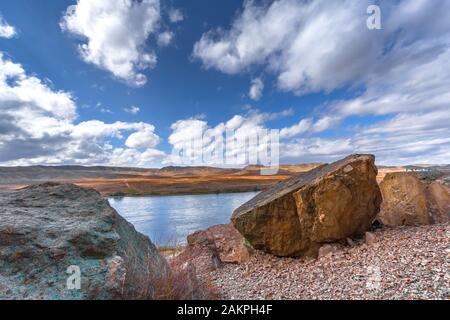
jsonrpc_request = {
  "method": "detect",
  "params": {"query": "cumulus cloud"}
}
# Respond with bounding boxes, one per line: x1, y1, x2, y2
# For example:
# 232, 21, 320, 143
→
125, 124, 161, 149
279, 119, 312, 139
0, 14, 16, 38
166, 108, 307, 166
248, 77, 264, 101
168, 8, 184, 23
157, 31, 174, 47
193, 0, 381, 93
109, 147, 165, 167
192, 0, 450, 165
124, 105, 140, 114
60, 0, 161, 87
0, 53, 164, 167
193, 0, 450, 94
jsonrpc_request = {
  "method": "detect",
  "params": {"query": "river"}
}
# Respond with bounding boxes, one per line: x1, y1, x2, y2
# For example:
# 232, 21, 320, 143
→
108, 192, 258, 246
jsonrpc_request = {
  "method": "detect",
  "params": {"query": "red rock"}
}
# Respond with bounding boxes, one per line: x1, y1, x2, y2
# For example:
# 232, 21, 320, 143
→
187, 224, 251, 264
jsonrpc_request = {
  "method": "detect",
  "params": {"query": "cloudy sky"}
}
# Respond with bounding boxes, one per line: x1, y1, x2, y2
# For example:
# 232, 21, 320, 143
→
0, 0, 449, 167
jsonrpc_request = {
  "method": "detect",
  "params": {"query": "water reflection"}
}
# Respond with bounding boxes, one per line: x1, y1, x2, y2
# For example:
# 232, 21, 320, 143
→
108, 192, 258, 246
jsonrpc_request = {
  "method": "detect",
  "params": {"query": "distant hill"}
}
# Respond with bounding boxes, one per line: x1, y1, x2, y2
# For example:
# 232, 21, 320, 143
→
1, 163, 448, 195
0, 165, 155, 185
0, 164, 290, 186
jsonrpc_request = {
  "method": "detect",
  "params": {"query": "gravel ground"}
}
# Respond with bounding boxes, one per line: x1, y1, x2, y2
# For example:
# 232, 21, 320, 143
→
206, 223, 449, 300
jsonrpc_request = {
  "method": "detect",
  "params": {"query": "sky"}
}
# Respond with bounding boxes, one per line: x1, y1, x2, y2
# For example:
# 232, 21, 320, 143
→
0, 0, 449, 168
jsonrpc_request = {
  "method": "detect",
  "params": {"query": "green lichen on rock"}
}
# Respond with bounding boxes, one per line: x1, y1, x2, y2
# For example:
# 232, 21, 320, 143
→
0, 183, 169, 300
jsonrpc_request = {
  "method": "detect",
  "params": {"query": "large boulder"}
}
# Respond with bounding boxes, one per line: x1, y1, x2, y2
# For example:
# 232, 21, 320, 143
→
231, 154, 382, 257
0, 183, 169, 300
378, 172, 450, 226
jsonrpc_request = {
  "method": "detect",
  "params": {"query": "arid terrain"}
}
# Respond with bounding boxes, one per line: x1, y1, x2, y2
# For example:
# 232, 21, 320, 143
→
1, 155, 449, 300
0, 164, 320, 196
0, 163, 450, 196
1, 163, 448, 196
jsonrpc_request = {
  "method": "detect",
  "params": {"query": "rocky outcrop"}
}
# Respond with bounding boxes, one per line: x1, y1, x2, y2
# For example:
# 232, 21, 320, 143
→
378, 172, 450, 226
0, 183, 169, 300
231, 154, 382, 257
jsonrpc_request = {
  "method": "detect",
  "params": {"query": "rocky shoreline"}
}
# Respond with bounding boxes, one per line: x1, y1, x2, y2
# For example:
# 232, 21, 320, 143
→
169, 154, 449, 300
0, 154, 448, 300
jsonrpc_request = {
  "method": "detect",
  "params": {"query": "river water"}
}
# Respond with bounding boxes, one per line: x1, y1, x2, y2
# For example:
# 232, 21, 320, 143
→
108, 192, 258, 246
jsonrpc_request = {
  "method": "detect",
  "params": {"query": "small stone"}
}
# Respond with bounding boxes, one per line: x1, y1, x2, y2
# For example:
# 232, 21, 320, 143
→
318, 244, 338, 258
365, 232, 377, 245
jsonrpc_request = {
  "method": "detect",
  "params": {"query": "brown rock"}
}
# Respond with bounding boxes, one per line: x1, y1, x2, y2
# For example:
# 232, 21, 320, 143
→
318, 244, 338, 258
173, 223, 253, 280
232, 154, 382, 257
378, 172, 450, 226
172, 241, 222, 274
426, 182, 450, 224
365, 231, 377, 245
187, 224, 251, 264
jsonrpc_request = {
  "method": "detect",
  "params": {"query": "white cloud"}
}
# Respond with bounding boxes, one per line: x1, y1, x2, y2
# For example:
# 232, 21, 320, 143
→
193, 0, 450, 95
0, 53, 77, 121
60, 0, 161, 87
312, 116, 340, 133
124, 105, 140, 114
168, 8, 184, 23
157, 31, 174, 47
279, 118, 312, 139
166, 109, 301, 166
193, 0, 378, 93
192, 0, 450, 165
0, 14, 16, 39
249, 77, 264, 101
109, 147, 165, 167
0, 52, 164, 167
125, 125, 160, 149
281, 138, 354, 163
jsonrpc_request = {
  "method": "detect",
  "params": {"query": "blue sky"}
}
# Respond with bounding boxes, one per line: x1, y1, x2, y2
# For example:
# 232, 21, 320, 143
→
0, 0, 449, 167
